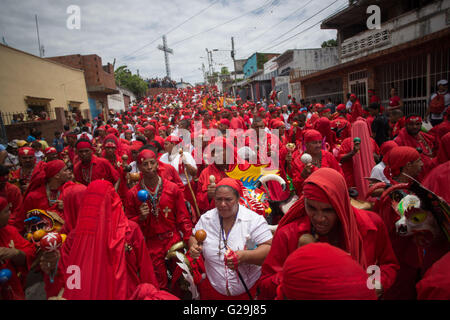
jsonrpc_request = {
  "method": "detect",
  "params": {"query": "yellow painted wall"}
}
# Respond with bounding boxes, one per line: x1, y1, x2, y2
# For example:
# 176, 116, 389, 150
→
0, 44, 89, 115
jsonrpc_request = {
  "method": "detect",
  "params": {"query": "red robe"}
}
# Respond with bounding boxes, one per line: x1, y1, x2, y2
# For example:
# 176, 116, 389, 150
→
258, 209, 399, 300
394, 128, 436, 179
338, 137, 380, 189
350, 100, 363, 123
428, 120, 450, 144
331, 117, 352, 144
125, 179, 193, 289
416, 252, 450, 300
0, 225, 36, 300
390, 117, 405, 139
0, 183, 23, 230
230, 117, 245, 130
73, 155, 120, 186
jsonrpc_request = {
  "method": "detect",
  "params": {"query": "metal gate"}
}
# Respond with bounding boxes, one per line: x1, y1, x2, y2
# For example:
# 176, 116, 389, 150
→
349, 70, 368, 107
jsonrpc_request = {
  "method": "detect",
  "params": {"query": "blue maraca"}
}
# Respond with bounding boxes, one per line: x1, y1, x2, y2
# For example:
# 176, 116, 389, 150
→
137, 189, 149, 202
0, 268, 12, 284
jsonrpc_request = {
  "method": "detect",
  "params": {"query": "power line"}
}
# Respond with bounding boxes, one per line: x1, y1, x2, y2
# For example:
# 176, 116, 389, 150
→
236, 0, 315, 53
261, 1, 347, 51
124, 0, 276, 62
120, 0, 220, 62
251, 0, 343, 54
258, 0, 341, 52
170, 0, 276, 47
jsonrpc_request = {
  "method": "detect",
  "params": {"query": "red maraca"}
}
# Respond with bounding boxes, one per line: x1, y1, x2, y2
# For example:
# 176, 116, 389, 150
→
40, 232, 63, 252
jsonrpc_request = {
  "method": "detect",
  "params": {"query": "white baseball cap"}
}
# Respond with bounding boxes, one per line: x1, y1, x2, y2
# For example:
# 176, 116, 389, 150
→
437, 79, 448, 86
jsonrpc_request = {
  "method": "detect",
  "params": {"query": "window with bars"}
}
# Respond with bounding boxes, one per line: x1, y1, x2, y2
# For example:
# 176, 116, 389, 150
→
375, 47, 450, 117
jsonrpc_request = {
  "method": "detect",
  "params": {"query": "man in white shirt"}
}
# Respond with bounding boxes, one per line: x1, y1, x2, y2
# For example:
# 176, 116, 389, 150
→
370, 140, 398, 184
160, 136, 197, 187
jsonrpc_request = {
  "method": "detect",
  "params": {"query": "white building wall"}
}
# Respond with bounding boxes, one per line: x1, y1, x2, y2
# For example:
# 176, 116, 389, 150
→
340, 0, 450, 63
107, 86, 136, 112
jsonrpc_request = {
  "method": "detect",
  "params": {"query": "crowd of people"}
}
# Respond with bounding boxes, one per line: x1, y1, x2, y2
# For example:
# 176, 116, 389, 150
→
148, 77, 178, 89
0, 80, 449, 300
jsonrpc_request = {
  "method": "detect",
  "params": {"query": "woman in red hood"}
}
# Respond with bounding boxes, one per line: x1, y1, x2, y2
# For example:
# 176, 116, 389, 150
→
258, 168, 399, 300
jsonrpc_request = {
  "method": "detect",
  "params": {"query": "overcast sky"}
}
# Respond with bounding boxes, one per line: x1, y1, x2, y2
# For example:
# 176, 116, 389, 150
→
0, 0, 344, 84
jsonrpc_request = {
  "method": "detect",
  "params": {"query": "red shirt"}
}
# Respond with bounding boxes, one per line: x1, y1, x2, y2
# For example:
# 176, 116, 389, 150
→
74, 155, 120, 186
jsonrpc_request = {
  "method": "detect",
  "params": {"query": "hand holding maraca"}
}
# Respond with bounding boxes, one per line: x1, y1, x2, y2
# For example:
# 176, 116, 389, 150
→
352, 137, 361, 155
207, 175, 216, 200
189, 230, 207, 259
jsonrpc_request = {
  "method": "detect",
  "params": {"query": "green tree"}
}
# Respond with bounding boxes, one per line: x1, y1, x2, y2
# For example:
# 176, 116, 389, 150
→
221, 67, 230, 75
115, 65, 148, 97
321, 39, 338, 48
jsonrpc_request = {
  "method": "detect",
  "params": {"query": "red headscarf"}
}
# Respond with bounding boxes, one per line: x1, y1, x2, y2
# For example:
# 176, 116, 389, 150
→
383, 146, 420, 183
18, 147, 35, 157
216, 177, 244, 197
303, 129, 322, 143
417, 251, 450, 300
137, 149, 156, 164
165, 135, 181, 144
380, 140, 398, 157
351, 120, 375, 199
435, 132, 450, 164
24, 160, 66, 198
278, 168, 367, 268
314, 117, 336, 150
44, 147, 58, 155
63, 180, 129, 300
130, 141, 144, 152
219, 119, 230, 127
276, 243, 376, 300
60, 182, 87, 234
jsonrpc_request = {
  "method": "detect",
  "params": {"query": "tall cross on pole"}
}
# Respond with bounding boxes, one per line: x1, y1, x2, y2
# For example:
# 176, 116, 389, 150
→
157, 35, 173, 79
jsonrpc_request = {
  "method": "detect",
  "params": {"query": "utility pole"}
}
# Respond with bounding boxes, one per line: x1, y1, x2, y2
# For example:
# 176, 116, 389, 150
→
35, 14, 43, 57
231, 37, 237, 97
202, 62, 206, 83
206, 48, 213, 84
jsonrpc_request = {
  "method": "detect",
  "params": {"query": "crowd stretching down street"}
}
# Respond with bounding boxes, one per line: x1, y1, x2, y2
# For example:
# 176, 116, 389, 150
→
1, 82, 449, 301
0, 0, 449, 303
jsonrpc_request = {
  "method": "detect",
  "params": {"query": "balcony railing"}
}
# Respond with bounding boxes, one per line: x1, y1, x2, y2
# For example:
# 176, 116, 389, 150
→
290, 69, 321, 81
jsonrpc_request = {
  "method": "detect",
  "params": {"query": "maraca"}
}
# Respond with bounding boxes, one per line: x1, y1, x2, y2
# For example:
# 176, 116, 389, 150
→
209, 175, 216, 187
195, 229, 207, 244
40, 232, 63, 252
129, 172, 141, 182
300, 153, 312, 164
137, 189, 149, 202
298, 234, 316, 248
353, 137, 361, 144
286, 143, 296, 152
0, 269, 12, 284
